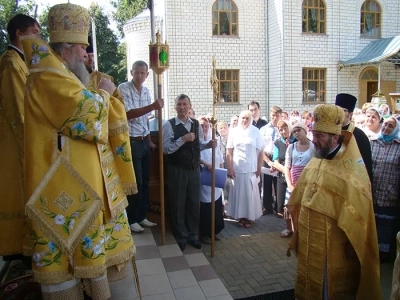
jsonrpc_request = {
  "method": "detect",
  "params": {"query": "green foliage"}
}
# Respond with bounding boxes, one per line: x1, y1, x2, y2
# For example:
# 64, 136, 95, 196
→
89, 4, 127, 85
1, 1, 129, 85
0, 0, 37, 53
38, 5, 50, 42
112, 0, 147, 36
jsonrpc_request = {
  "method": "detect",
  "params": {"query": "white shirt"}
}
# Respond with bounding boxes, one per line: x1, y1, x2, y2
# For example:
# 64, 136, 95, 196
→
162, 116, 205, 154
199, 147, 224, 203
259, 122, 279, 156
118, 81, 151, 137
227, 126, 264, 173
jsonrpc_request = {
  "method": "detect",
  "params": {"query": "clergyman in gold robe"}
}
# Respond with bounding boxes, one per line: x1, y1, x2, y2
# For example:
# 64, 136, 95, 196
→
0, 14, 40, 260
22, 3, 137, 299
288, 104, 381, 299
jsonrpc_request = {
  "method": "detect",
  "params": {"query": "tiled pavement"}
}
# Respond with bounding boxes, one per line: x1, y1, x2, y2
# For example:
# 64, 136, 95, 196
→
0, 212, 394, 299
201, 214, 394, 299
201, 215, 297, 299
121, 227, 232, 300
126, 212, 393, 299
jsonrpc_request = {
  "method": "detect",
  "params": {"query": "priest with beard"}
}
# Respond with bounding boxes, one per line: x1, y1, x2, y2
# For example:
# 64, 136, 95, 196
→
22, 3, 138, 299
287, 104, 381, 300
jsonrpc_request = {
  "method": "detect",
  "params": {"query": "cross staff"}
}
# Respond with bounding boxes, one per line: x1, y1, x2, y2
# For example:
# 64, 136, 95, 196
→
209, 56, 219, 257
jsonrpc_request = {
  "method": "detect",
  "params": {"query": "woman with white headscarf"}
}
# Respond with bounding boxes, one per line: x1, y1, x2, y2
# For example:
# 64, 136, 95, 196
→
198, 117, 225, 243
371, 116, 400, 262
364, 107, 383, 140
226, 110, 264, 228
230, 114, 239, 128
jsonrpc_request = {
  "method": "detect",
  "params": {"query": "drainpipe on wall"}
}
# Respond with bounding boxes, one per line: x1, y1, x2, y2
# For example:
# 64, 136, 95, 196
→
281, 0, 285, 110
163, 0, 169, 119
149, 0, 158, 99
264, 0, 270, 117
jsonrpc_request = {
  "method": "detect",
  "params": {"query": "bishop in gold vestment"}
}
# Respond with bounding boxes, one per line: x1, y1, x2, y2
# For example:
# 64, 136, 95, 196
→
22, 3, 137, 299
288, 104, 381, 300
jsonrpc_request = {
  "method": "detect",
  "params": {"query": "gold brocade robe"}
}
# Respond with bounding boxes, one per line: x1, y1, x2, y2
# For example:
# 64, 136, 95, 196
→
88, 70, 114, 90
88, 70, 124, 103
22, 37, 137, 284
288, 131, 381, 300
391, 232, 400, 299
0, 49, 28, 255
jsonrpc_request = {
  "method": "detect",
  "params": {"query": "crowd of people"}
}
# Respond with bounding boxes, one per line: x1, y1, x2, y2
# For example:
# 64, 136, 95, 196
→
0, 4, 399, 299
187, 95, 400, 298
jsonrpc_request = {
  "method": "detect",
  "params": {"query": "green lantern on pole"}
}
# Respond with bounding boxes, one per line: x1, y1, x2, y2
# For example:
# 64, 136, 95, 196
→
149, 32, 169, 75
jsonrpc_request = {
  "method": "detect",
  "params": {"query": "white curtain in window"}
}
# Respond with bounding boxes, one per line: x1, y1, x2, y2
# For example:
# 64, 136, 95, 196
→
311, 9, 317, 23
366, 13, 373, 34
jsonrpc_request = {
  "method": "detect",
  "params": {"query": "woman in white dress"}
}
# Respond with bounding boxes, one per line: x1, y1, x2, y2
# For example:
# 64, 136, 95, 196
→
198, 117, 225, 243
226, 110, 264, 228
363, 107, 383, 139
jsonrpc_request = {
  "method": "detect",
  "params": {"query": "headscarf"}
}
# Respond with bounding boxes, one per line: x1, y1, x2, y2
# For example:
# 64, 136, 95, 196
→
366, 107, 383, 124
233, 110, 264, 150
230, 115, 239, 128
378, 116, 400, 143
277, 119, 293, 146
198, 116, 223, 165
198, 116, 212, 142
291, 122, 308, 134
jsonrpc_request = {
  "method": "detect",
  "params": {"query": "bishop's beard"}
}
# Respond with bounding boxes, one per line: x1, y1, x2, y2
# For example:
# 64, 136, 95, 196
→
65, 51, 90, 87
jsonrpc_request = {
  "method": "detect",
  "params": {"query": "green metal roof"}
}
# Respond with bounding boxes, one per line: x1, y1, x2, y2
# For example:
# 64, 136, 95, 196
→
340, 36, 400, 67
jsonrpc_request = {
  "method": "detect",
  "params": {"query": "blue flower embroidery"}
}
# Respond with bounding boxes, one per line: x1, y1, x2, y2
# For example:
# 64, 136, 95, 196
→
83, 236, 92, 249
72, 122, 86, 134
82, 90, 94, 100
29, 42, 50, 66
115, 141, 131, 162
38, 45, 48, 52
116, 145, 125, 156
48, 242, 56, 253
32, 252, 41, 263
30, 55, 40, 65
54, 214, 65, 225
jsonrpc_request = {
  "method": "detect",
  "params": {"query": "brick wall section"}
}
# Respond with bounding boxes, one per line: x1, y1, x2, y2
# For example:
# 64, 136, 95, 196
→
124, 0, 400, 120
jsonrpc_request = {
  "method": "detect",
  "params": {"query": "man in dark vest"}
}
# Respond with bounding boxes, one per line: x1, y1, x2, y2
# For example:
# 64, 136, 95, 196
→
162, 94, 216, 251
335, 93, 373, 183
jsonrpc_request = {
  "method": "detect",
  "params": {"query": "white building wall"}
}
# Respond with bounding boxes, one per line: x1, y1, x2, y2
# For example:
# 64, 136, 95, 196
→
123, 0, 400, 120
165, 0, 267, 122
267, 0, 284, 112
282, 0, 400, 112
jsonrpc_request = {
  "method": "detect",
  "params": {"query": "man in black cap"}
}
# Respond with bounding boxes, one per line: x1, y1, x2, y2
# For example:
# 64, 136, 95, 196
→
335, 93, 373, 183
84, 35, 95, 73
85, 35, 114, 90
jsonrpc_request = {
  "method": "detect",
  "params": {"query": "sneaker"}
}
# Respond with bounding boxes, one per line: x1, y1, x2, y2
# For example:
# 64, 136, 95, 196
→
139, 219, 157, 227
201, 236, 212, 244
130, 223, 144, 233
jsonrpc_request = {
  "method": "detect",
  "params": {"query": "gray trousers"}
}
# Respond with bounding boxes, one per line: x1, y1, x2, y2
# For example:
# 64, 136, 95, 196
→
167, 164, 200, 244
